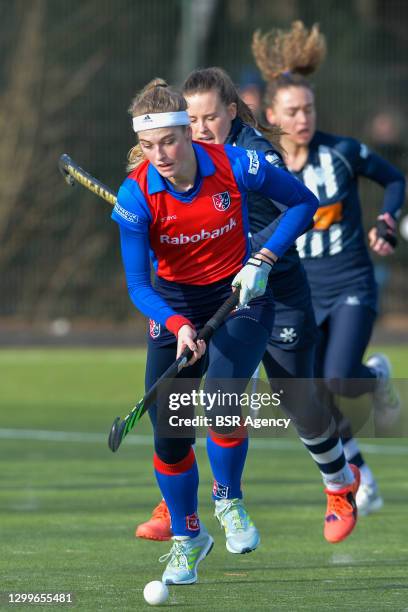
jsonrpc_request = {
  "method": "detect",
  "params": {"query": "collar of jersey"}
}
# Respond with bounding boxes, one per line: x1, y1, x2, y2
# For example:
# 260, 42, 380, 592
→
147, 142, 215, 195
225, 116, 244, 145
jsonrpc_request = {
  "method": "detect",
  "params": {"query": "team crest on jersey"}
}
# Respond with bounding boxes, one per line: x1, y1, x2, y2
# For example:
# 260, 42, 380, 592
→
185, 512, 200, 531
149, 319, 161, 339
212, 191, 231, 211
212, 480, 229, 499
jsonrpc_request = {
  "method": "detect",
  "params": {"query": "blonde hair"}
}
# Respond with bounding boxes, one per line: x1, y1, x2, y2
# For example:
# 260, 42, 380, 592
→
252, 21, 326, 107
127, 78, 188, 171
182, 66, 283, 153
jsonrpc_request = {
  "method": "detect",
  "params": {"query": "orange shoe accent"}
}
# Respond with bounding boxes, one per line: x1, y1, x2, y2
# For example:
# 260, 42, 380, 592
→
135, 500, 173, 541
324, 464, 360, 544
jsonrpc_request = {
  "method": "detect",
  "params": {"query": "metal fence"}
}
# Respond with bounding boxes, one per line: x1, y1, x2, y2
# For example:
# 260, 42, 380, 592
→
0, 0, 406, 325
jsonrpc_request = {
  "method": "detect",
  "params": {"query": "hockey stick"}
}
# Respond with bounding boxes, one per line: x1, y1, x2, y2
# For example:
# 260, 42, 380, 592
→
108, 291, 240, 452
58, 153, 117, 206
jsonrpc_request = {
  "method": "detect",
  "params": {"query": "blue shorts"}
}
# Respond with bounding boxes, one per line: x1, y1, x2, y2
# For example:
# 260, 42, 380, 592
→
147, 276, 275, 347
267, 262, 317, 351
302, 250, 378, 326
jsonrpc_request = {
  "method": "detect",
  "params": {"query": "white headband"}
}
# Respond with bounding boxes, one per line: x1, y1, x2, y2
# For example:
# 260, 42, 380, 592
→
132, 111, 190, 133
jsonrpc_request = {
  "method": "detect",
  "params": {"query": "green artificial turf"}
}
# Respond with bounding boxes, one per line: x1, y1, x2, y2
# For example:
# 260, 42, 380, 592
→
0, 348, 407, 611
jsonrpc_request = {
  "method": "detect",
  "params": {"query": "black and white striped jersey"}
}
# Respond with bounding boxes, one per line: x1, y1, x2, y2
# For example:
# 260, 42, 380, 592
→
292, 131, 405, 261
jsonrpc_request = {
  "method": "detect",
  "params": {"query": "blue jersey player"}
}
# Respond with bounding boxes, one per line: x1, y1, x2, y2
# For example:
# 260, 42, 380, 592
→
253, 21, 406, 515
113, 77, 360, 584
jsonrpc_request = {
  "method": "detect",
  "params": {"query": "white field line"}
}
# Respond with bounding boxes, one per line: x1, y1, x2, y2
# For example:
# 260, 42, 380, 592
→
0, 428, 407, 454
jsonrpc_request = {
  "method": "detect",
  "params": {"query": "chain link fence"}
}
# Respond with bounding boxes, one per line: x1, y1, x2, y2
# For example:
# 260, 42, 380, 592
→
0, 0, 406, 329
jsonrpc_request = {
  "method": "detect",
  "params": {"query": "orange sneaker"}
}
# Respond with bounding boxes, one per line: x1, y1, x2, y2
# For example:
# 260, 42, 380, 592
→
324, 464, 360, 544
135, 499, 173, 541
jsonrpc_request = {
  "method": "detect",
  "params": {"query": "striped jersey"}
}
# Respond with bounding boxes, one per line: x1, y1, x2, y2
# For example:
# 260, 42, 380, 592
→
293, 131, 405, 261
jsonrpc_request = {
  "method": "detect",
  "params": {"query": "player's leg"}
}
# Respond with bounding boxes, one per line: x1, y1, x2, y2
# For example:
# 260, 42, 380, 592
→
322, 302, 400, 419
262, 342, 360, 543
321, 383, 381, 518
322, 303, 377, 396
154, 439, 213, 585
135, 345, 177, 542
315, 319, 362, 467
135, 343, 208, 541
321, 304, 386, 514
135, 354, 172, 543
143, 343, 213, 584
257, 267, 360, 543
204, 312, 271, 554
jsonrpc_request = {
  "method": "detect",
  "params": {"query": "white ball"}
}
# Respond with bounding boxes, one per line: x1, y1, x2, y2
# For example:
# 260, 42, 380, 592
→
49, 318, 71, 337
143, 581, 169, 606
399, 214, 408, 241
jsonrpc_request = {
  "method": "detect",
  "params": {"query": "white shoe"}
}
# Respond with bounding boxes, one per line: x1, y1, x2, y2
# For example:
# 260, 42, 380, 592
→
160, 526, 214, 585
214, 498, 260, 554
356, 482, 384, 516
366, 353, 400, 428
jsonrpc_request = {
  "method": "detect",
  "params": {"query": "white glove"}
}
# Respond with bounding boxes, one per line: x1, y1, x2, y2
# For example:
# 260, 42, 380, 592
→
231, 257, 273, 307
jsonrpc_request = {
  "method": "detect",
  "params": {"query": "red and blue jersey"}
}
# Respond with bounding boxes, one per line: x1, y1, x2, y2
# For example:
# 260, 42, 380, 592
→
112, 141, 318, 332
121, 143, 248, 285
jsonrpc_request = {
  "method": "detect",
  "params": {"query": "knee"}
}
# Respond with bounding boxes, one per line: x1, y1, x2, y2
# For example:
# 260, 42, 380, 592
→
324, 356, 362, 397
154, 437, 194, 464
